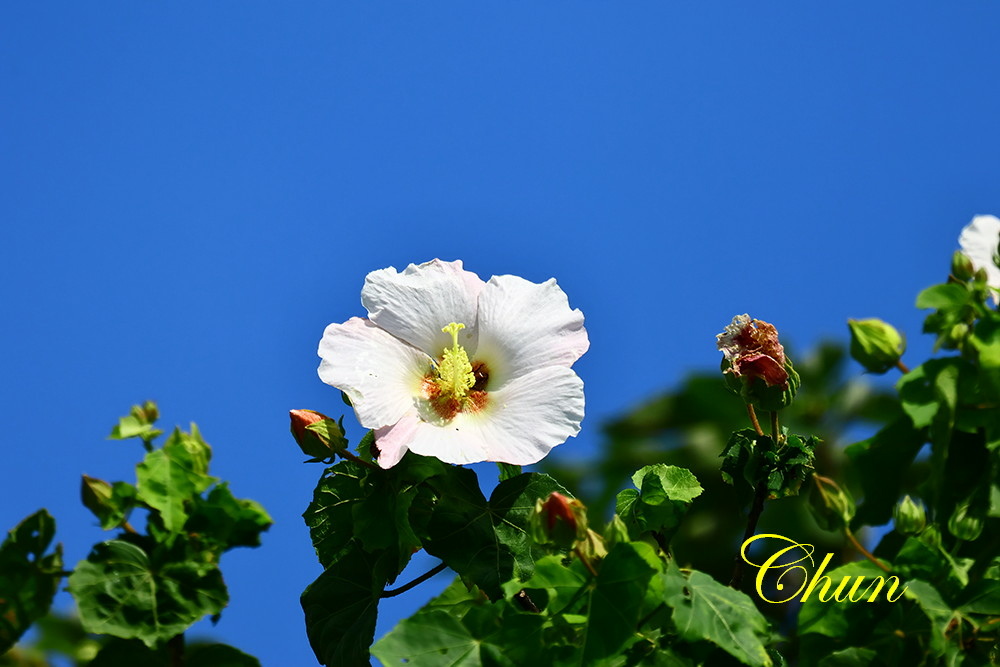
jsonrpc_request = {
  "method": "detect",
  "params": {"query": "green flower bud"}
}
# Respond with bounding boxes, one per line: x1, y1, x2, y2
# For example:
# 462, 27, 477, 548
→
893, 495, 926, 535
81, 475, 113, 518
848, 318, 906, 374
807, 475, 855, 531
948, 502, 984, 542
951, 251, 976, 281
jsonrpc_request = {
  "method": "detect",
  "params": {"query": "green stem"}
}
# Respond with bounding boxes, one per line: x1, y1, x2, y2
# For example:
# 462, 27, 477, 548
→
381, 562, 447, 598
746, 404, 764, 436
339, 449, 378, 470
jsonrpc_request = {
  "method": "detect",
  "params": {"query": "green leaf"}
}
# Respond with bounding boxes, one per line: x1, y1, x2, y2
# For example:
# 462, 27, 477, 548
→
135, 431, 216, 533
666, 569, 772, 667
304, 454, 441, 579
87, 639, 261, 667
67, 539, 228, 648
186, 483, 273, 550
817, 647, 878, 666
0, 510, 63, 654
617, 466, 702, 543
304, 461, 368, 568
301, 543, 391, 667
582, 542, 662, 664
902, 579, 955, 654
424, 469, 568, 599
845, 417, 924, 527
631, 465, 704, 503
110, 414, 162, 441
188, 643, 262, 667
916, 283, 970, 310
372, 602, 545, 667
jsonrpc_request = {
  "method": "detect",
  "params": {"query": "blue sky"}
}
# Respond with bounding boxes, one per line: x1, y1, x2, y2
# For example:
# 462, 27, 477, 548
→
2, 3, 999, 665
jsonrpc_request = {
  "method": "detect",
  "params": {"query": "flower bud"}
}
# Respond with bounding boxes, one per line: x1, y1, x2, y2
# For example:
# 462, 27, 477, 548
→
531, 491, 588, 548
847, 318, 906, 374
807, 475, 855, 532
893, 495, 926, 535
717, 315, 799, 411
951, 251, 976, 281
81, 475, 113, 517
289, 409, 347, 460
948, 502, 984, 542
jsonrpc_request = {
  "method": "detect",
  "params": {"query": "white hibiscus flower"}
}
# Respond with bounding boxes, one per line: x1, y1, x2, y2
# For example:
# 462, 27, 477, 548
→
317, 259, 589, 469
958, 214, 1000, 304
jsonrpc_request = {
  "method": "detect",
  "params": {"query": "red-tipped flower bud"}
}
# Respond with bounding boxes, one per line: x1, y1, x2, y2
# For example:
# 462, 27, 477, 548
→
532, 491, 588, 548
289, 409, 347, 460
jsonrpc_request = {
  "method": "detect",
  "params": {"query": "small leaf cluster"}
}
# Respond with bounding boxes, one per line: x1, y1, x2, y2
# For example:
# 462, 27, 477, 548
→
721, 429, 818, 507
1, 403, 270, 665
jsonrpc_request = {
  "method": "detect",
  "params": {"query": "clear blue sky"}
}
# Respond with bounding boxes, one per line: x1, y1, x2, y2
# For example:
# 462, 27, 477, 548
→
2, 3, 998, 665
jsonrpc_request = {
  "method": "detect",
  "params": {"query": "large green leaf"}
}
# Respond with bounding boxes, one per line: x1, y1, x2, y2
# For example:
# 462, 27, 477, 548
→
845, 417, 924, 527
372, 602, 545, 667
582, 541, 662, 664
67, 539, 227, 648
135, 431, 215, 532
666, 569, 772, 667
301, 543, 392, 667
303, 455, 440, 580
0, 510, 63, 654
424, 469, 567, 599
88, 638, 261, 667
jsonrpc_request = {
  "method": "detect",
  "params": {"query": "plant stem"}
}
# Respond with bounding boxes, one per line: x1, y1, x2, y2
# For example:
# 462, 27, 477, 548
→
845, 528, 891, 573
746, 404, 764, 436
770, 411, 780, 445
574, 546, 599, 577
340, 449, 378, 470
167, 633, 184, 667
729, 481, 769, 589
381, 562, 447, 598
896, 359, 911, 374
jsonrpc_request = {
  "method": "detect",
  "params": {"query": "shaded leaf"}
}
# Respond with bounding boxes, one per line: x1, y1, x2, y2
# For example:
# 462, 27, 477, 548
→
0, 510, 63, 654
67, 540, 227, 648
424, 469, 567, 599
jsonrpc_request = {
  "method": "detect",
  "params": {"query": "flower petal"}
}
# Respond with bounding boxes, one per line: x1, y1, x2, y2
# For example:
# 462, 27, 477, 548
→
474, 275, 589, 387
959, 214, 1000, 303
317, 317, 428, 429
401, 413, 490, 465
476, 365, 585, 464
362, 259, 485, 356
373, 415, 419, 469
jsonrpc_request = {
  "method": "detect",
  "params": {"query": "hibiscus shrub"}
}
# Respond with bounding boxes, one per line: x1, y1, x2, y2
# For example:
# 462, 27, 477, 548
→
296, 242, 1000, 666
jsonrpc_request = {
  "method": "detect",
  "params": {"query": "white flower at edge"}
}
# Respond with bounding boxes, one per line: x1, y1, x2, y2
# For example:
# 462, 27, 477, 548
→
317, 259, 589, 469
958, 214, 1000, 304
